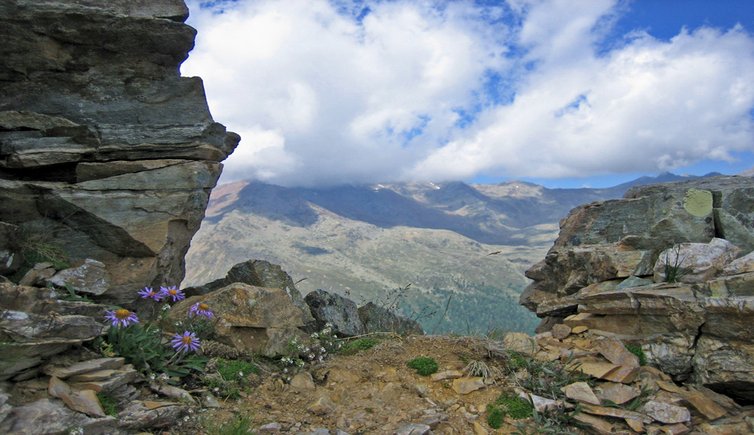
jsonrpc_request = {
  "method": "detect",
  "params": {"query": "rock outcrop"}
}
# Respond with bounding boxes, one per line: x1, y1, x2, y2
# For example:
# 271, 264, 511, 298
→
521, 175, 754, 403
0, 0, 239, 304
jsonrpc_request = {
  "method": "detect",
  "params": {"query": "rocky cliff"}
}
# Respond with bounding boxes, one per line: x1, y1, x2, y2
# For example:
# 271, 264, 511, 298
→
0, 0, 238, 303
521, 175, 754, 403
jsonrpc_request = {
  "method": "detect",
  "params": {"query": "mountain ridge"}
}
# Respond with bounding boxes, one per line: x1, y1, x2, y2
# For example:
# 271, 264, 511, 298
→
187, 172, 719, 333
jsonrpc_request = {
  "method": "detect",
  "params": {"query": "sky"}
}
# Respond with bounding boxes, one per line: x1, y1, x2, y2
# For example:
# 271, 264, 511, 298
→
183, 0, 754, 188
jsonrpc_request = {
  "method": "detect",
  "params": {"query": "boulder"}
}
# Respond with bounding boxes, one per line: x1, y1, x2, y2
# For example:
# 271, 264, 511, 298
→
521, 176, 754, 401
168, 283, 310, 357
305, 289, 365, 337
0, 0, 238, 304
357, 302, 424, 335
186, 259, 311, 321
653, 238, 740, 283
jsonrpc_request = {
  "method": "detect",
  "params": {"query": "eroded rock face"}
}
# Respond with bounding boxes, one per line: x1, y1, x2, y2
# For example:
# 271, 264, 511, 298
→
0, 0, 239, 303
521, 176, 754, 402
168, 283, 311, 357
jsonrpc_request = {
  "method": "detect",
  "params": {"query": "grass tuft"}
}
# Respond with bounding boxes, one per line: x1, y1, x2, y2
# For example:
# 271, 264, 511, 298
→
407, 356, 438, 376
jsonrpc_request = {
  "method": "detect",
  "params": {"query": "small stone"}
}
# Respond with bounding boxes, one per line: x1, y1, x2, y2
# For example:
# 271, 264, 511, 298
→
394, 423, 432, 435
202, 392, 222, 408
656, 380, 686, 394
48, 376, 105, 417
308, 395, 337, 415
530, 394, 559, 413
420, 412, 448, 428
602, 365, 639, 384
625, 418, 644, 432
573, 413, 614, 433
503, 332, 537, 356
570, 361, 619, 379
551, 324, 572, 340
19, 263, 56, 286
642, 400, 691, 424
258, 422, 282, 432
571, 325, 589, 334
47, 259, 110, 295
149, 383, 197, 405
659, 423, 690, 435
452, 377, 485, 395
580, 404, 651, 423
472, 420, 488, 435
431, 370, 464, 381
682, 389, 727, 420
595, 338, 640, 368
562, 382, 600, 405
118, 401, 187, 430
595, 383, 640, 405
290, 372, 316, 391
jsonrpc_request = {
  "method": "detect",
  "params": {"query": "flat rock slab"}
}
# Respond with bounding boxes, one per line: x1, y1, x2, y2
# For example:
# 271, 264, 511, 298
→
562, 381, 600, 405
642, 400, 691, 424
452, 377, 485, 395
595, 338, 640, 368
45, 358, 125, 379
595, 382, 640, 405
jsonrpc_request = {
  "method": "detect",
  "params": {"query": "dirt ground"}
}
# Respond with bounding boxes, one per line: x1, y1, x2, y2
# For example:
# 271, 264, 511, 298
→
187, 335, 536, 434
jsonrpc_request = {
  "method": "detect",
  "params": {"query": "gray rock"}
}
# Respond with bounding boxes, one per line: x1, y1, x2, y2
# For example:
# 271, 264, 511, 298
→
18, 263, 56, 287
305, 289, 365, 337
358, 302, 424, 335
167, 283, 310, 357
394, 423, 432, 435
654, 238, 740, 283
0, 310, 105, 380
187, 259, 312, 322
47, 259, 110, 295
117, 400, 188, 430
0, 0, 239, 304
616, 275, 654, 290
0, 398, 118, 435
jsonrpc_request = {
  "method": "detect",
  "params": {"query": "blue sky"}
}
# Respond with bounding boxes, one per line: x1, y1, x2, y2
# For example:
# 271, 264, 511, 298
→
183, 0, 754, 188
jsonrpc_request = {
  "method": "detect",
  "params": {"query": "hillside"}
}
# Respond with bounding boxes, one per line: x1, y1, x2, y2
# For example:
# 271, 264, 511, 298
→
184, 173, 709, 334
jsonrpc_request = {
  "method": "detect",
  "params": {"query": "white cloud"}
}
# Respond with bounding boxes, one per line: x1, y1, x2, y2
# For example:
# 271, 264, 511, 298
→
183, 0, 754, 186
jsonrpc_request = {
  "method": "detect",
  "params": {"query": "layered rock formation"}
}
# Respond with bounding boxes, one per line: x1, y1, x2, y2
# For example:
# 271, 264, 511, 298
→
0, 0, 238, 303
521, 175, 754, 403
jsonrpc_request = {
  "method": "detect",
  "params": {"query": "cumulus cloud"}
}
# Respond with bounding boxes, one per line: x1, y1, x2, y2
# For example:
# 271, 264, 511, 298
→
183, 0, 754, 186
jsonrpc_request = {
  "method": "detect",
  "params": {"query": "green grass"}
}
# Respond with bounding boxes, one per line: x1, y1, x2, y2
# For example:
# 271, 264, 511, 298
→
407, 356, 439, 376
217, 358, 258, 381
96, 393, 118, 417
209, 415, 254, 435
486, 404, 505, 429
339, 337, 380, 355
625, 343, 647, 366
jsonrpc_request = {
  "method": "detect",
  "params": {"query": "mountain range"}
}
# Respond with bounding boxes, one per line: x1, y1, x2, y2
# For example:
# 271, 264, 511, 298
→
184, 172, 719, 334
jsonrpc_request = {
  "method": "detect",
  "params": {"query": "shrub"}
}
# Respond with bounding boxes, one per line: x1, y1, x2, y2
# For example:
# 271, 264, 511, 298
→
339, 337, 380, 355
486, 404, 505, 429
407, 356, 438, 376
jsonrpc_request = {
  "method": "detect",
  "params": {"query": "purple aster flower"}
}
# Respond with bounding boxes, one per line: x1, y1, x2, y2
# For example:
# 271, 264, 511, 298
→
160, 285, 185, 302
171, 331, 201, 353
188, 302, 214, 318
105, 308, 139, 327
137, 286, 163, 301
